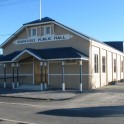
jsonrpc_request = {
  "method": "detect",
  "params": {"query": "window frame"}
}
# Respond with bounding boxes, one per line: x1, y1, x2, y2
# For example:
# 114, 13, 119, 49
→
44, 25, 51, 35
94, 54, 99, 73
31, 28, 37, 37
102, 56, 106, 73
114, 59, 116, 73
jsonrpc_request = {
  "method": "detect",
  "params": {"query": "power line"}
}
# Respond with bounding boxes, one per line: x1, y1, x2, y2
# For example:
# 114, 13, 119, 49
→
0, 0, 36, 7
0, 34, 12, 37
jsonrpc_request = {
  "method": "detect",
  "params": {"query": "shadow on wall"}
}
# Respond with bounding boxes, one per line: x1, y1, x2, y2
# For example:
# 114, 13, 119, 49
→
37, 105, 124, 118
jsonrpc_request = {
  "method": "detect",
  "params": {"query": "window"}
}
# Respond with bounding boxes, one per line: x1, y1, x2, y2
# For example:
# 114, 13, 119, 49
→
94, 54, 98, 73
28, 28, 37, 37
31, 28, 37, 37
28, 26, 52, 37
114, 59, 116, 73
45, 26, 51, 35
102, 56, 106, 73
40, 25, 52, 36
28, 28, 31, 37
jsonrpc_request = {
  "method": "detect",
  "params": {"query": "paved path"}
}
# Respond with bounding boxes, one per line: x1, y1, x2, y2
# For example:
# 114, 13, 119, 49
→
0, 83, 124, 101
0, 88, 80, 100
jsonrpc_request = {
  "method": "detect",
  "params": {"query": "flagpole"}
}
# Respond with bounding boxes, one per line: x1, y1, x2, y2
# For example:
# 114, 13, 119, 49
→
40, 0, 42, 20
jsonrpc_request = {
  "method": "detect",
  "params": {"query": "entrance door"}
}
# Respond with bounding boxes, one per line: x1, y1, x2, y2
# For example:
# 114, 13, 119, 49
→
34, 59, 48, 84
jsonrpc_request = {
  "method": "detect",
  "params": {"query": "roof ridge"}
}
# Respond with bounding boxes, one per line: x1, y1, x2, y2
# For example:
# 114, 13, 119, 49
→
23, 17, 55, 25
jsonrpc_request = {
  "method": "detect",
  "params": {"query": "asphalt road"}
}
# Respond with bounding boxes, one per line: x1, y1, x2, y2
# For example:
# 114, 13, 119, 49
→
0, 84, 124, 124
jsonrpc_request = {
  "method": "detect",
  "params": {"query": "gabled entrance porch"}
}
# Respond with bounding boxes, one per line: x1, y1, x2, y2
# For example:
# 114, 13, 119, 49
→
0, 47, 88, 91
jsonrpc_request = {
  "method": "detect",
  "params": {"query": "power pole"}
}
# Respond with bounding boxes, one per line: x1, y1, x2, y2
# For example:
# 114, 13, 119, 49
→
40, 0, 42, 20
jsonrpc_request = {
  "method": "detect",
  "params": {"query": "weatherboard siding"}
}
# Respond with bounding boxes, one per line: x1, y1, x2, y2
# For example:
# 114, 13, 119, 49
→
49, 61, 89, 90
3, 24, 90, 57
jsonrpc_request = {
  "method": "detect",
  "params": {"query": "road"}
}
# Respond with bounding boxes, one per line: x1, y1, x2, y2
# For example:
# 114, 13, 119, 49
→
0, 84, 124, 124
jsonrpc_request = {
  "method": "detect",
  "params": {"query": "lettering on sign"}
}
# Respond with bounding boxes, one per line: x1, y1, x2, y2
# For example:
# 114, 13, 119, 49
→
13, 34, 73, 45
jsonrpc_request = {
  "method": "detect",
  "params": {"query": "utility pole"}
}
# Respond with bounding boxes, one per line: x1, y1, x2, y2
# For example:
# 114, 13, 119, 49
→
40, 0, 42, 20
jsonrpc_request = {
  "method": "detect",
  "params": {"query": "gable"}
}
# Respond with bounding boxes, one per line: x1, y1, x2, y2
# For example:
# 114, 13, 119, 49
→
1, 17, 90, 56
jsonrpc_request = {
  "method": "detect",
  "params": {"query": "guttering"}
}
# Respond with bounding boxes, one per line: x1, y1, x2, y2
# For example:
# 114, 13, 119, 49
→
47, 57, 89, 61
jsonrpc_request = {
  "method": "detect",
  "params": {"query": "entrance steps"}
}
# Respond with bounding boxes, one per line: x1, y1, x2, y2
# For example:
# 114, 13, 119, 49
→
16, 85, 41, 91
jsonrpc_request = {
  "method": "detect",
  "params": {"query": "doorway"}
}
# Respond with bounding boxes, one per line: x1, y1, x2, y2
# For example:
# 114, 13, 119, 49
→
34, 59, 48, 85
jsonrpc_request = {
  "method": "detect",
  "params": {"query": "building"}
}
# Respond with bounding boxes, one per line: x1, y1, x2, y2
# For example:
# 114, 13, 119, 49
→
0, 17, 124, 91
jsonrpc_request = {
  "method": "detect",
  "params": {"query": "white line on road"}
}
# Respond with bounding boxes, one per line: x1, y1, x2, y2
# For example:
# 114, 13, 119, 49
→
0, 117, 37, 124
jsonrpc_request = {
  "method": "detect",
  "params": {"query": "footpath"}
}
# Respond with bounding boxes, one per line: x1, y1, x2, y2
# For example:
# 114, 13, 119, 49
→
0, 83, 123, 101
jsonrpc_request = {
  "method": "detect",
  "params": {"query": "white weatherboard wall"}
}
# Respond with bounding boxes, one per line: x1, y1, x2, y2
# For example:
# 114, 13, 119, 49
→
92, 46, 100, 88
120, 56, 124, 79
113, 53, 117, 81
108, 51, 113, 83
90, 39, 124, 89
117, 54, 120, 81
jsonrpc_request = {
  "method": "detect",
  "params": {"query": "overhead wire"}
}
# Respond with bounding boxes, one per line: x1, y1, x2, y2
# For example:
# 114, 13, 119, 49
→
0, 0, 36, 7
0, 34, 12, 37
0, 0, 38, 36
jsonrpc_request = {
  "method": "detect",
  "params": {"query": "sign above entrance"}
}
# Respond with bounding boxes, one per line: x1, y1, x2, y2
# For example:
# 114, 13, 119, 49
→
13, 34, 73, 45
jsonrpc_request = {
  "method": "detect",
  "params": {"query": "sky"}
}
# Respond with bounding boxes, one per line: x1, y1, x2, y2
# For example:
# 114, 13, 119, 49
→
0, 0, 124, 46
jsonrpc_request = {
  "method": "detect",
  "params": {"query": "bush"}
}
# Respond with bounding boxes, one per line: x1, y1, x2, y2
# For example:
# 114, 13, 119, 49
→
109, 80, 117, 85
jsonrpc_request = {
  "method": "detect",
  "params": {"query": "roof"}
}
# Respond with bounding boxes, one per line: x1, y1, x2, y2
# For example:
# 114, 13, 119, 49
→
104, 41, 124, 52
23, 17, 55, 25
26, 47, 88, 60
0, 47, 88, 62
0, 51, 21, 62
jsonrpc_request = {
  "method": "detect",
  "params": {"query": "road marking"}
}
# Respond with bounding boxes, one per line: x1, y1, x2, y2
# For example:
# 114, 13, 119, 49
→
0, 117, 37, 124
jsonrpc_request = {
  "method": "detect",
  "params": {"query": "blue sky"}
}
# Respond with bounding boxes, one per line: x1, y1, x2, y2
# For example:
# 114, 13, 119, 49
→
0, 0, 124, 45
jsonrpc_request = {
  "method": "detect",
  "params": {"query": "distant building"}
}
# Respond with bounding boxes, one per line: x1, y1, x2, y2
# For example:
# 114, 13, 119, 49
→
0, 17, 124, 91
104, 41, 124, 52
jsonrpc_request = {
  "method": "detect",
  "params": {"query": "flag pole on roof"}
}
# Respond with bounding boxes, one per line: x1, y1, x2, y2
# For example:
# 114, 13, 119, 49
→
40, 0, 42, 20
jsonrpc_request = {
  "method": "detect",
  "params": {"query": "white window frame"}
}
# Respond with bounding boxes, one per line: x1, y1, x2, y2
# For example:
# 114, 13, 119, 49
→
102, 56, 106, 73
31, 28, 37, 37
114, 59, 116, 73
44, 25, 51, 35
94, 54, 99, 73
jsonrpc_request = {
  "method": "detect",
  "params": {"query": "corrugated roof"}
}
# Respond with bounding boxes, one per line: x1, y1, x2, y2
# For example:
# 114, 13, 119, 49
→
0, 47, 88, 62
0, 51, 21, 62
23, 17, 55, 25
104, 41, 124, 52
26, 47, 88, 60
